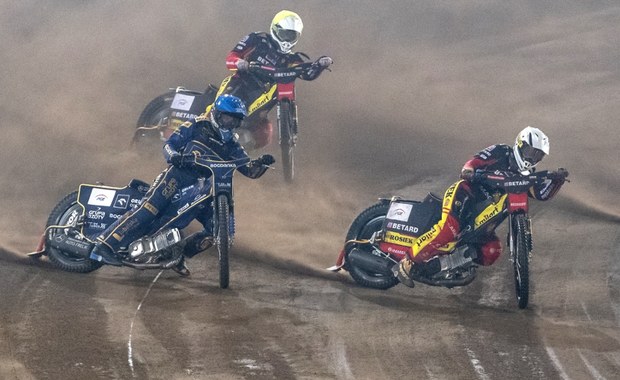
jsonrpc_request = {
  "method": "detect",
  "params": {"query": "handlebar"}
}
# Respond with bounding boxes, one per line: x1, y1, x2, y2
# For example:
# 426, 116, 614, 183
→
247, 60, 321, 83
474, 169, 569, 192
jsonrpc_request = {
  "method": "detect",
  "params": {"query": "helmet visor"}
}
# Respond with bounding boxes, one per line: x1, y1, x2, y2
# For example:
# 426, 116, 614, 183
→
275, 27, 300, 43
217, 112, 244, 130
520, 144, 546, 165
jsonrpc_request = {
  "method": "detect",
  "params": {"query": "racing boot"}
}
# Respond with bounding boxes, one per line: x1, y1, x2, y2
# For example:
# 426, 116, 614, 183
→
183, 231, 214, 258
172, 256, 191, 277
89, 242, 123, 266
393, 258, 416, 288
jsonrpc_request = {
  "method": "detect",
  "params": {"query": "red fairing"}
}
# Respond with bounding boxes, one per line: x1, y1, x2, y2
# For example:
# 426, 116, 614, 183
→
277, 82, 296, 100
378, 242, 409, 261
508, 192, 529, 212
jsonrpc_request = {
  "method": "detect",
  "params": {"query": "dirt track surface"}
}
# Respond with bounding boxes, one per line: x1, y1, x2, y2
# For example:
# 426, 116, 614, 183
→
1, 1, 619, 379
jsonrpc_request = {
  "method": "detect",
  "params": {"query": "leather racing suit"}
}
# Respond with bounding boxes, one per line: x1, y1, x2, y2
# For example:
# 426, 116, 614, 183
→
208, 31, 329, 149
95, 115, 269, 258
410, 144, 566, 266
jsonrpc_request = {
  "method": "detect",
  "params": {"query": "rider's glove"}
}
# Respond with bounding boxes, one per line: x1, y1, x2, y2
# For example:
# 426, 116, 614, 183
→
460, 168, 474, 181
317, 56, 333, 68
257, 154, 276, 166
550, 168, 569, 182
170, 153, 183, 167
235, 59, 249, 72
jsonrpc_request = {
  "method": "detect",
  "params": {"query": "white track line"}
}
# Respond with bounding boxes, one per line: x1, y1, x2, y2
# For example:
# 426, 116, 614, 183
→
127, 271, 163, 377
578, 349, 606, 380
464, 347, 490, 380
545, 346, 570, 380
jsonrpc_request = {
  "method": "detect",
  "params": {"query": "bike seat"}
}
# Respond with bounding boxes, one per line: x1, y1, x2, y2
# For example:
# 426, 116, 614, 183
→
128, 179, 150, 194
423, 192, 442, 205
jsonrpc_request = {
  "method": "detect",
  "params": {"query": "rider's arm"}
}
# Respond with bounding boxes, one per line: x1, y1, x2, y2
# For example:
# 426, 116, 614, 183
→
460, 145, 500, 181
162, 120, 196, 163
226, 142, 269, 179
225, 33, 258, 71
528, 175, 566, 201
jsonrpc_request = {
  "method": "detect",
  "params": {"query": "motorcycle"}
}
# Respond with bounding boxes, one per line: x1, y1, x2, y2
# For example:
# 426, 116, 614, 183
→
328, 169, 569, 309
132, 57, 332, 183
30, 141, 269, 288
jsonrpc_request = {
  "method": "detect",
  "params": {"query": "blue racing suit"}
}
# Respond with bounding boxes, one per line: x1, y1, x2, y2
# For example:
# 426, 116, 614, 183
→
96, 114, 269, 257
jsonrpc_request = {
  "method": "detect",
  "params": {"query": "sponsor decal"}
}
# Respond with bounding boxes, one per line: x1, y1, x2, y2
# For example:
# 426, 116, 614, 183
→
385, 231, 415, 246
474, 194, 507, 229
87, 208, 106, 220
386, 221, 418, 234
217, 182, 232, 188
413, 228, 436, 248
249, 86, 276, 114
443, 183, 458, 208
162, 178, 178, 199
177, 203, 191, 215
171, 111, 199, 120
143, 202, 158, 215
210, 163, 237, 168
87, 188, 116, 207
171, 93, 195, 111
87, 222, 107, 230
386, 202, 412, 222
108, 213, 124, 220
506, 180, 530, 187
113, 194, 130, 209
274, 71, 297, 78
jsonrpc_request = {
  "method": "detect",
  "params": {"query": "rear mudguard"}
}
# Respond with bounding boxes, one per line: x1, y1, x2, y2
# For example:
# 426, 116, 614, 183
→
326, 248, 346, 272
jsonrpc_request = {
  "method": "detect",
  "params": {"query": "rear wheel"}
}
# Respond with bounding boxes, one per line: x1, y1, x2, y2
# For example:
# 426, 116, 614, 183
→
215, 195, 231, 289
344, 202, 399, 290
512, 214, 530, 309
133, 91, 175, 145
278, 101, 296, 183
45, 192, 102, 273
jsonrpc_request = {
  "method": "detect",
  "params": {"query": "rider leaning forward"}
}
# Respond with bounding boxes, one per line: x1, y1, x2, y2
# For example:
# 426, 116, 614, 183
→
89, 95, 275, 275
397, 127, 569, 287
206, 10, 333, 149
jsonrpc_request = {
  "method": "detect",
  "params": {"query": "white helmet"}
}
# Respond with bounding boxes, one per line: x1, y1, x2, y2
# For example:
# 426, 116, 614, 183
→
270, 10, 303, 53
513, 126, 550, 172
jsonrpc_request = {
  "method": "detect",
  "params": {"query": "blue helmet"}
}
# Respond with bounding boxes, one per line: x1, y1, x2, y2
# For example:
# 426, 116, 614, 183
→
210, 94, 247, 142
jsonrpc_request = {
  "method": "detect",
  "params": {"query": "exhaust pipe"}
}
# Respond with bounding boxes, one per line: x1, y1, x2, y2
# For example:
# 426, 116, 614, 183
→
47, 234, 93, 259
348, 248, 394, 275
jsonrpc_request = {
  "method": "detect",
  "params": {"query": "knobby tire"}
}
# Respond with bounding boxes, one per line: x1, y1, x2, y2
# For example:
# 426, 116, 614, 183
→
279, 101, 295, 183
513, 214, 530, 309
216, 195, 231, 289
345, 202, 399, 290
45, 191, 102, 273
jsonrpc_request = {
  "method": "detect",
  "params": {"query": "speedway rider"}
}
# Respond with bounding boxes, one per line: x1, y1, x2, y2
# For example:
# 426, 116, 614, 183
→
206, 9, 333, 149
89, 94, 275, 275
396, 127, 569, 287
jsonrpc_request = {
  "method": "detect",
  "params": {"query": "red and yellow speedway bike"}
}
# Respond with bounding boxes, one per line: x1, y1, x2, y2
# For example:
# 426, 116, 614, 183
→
329, 170, 569, 309
133, 58, 331, 183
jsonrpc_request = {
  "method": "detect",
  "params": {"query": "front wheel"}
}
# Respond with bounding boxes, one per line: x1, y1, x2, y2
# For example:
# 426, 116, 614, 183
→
512, 214, 531, 309
45, 192, 102, 273
215, 195, 231, 289
278, 101, 296, 183
344, 202, 399, 290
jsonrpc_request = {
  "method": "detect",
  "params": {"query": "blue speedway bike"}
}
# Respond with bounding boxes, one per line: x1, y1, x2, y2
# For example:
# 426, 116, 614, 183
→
32, 141, 268, 288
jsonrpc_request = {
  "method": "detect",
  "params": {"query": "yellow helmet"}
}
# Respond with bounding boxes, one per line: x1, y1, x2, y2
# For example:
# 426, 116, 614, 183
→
270, 10, 303, 53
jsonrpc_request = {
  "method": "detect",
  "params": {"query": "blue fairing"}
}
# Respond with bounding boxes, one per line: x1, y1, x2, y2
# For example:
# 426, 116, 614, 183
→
77, 179, 213, 240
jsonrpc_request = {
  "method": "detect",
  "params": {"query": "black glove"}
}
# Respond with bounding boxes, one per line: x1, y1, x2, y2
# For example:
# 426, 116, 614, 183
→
170, 153, 183, 167
170, 153, 195, 168
550, 168, 569, 181
257, 154, 275, 166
